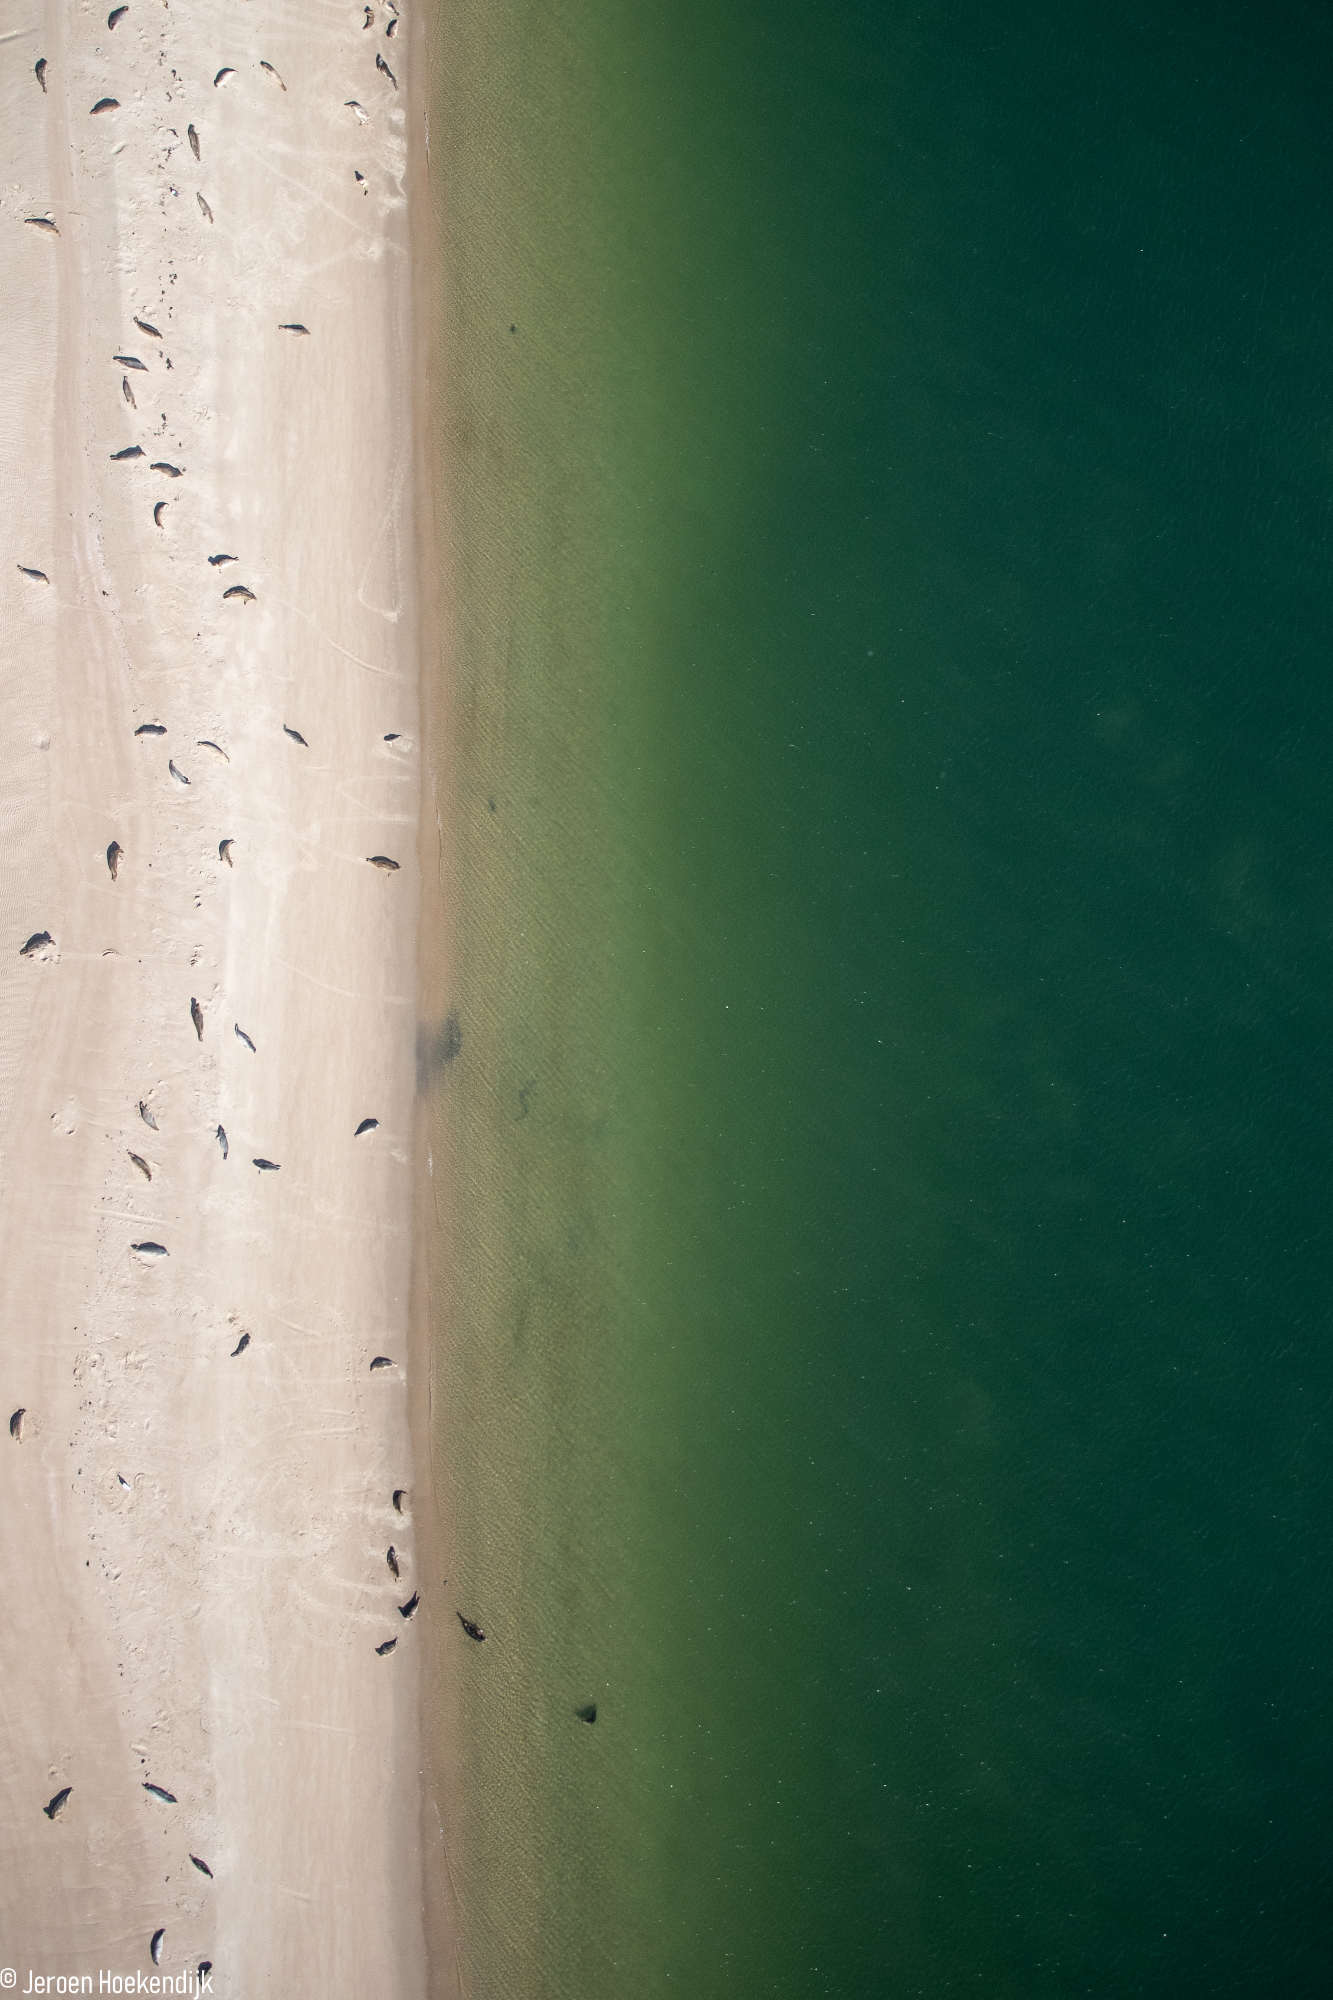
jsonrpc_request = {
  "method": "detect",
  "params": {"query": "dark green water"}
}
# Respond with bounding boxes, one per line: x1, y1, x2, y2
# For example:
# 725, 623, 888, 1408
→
430, 1, 1333, 1993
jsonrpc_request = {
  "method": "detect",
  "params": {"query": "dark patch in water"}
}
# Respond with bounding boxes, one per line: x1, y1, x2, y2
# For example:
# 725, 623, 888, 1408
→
415, 1009, 462, 1092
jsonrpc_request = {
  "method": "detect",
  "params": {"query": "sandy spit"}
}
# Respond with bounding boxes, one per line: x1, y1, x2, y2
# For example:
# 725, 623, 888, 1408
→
0, 0, 435, 1988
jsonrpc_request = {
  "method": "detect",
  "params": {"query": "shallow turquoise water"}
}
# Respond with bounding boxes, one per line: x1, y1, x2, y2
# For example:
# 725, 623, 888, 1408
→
433, 1, 1333, 1992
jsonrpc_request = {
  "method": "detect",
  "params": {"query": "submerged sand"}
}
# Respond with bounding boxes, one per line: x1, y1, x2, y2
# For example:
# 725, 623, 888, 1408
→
0, 1, 439, 1986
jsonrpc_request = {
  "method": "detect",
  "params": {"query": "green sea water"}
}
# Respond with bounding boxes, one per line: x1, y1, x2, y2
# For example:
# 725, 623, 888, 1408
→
427, 1, 1333, 1993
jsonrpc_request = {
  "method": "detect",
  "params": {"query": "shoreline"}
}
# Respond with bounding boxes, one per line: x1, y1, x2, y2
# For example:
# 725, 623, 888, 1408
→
0, 2, 440, 1986
407, 0, 464, 1989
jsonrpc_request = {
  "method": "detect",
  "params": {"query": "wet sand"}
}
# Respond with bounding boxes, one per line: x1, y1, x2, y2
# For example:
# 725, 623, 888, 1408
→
0, 1, 438, 1986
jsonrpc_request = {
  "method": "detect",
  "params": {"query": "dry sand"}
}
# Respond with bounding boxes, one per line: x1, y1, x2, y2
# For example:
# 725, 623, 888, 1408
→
0, 1, 436, 1987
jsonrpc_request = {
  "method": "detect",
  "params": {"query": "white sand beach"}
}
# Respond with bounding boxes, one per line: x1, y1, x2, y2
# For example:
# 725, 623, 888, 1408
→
0, 1, 434, 1987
